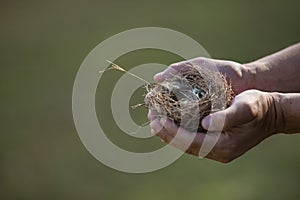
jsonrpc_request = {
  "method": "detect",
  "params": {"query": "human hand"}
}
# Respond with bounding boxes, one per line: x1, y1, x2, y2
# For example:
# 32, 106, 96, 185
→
149, 89, 283, 163
154, 57, 255, 94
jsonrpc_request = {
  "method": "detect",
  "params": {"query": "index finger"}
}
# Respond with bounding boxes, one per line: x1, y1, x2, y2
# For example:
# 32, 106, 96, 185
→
153, 61, 193, 82
154, 118, 205, 156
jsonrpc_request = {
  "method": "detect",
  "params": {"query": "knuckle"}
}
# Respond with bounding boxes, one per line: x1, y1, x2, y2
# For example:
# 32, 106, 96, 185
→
239, 101, 258, 117
196, 56, 209, 62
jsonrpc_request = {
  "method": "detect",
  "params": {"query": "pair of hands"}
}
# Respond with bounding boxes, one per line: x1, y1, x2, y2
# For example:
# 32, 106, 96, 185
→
148, 57, 283, 163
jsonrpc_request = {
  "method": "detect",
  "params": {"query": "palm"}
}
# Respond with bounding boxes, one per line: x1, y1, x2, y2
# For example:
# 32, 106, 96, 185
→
149, 90, 278, 163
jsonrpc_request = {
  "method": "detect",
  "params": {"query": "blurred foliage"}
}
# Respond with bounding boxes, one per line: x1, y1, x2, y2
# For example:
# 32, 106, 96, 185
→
1, 0, 300, 199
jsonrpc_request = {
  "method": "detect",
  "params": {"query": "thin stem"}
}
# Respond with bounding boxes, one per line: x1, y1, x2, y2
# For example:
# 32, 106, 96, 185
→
103, 60, 150, 84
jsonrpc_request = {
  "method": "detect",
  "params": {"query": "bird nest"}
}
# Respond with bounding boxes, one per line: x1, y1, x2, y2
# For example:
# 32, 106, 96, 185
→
145, 65, 233, 132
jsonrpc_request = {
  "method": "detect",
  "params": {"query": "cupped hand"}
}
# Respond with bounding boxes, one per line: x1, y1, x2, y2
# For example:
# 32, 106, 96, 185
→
149, 89, 283, 163
154, 57, 255, 94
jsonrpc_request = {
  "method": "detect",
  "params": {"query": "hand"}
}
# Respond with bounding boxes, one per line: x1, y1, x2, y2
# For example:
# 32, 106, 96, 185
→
149, 90, 283, 163
154, 57, 255, 94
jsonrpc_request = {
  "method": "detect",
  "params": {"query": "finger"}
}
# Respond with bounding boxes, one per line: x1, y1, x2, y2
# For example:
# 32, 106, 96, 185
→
147, 110, 157, 121
149, 117, 176, 143
160, 118, 206, 153
153, 62, 192, 82
201, 98, 253, 131
147, 110, 153, 121
156, 129, 174, 144
153, 65, 179, 83
149, 119, 164, 135
158, 118, 227, 158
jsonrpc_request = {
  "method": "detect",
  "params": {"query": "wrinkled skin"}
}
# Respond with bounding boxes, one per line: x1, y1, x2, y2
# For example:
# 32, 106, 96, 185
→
149, 57, 283, 163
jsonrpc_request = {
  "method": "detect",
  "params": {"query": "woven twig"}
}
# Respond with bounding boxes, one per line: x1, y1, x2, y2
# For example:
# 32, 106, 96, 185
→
145, 65, 234, 132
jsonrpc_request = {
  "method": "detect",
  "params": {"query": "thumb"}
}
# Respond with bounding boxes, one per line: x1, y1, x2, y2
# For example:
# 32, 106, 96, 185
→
201, 102, 253, 131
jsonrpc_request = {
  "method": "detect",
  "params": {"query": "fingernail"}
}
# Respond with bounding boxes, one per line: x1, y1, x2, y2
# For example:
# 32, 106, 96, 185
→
150, 129, 156, 135
160, 117, 167, 126
201, 115, 211, 130
147, 110, 154, 121
170, 63, 178, 67
150, 120, 162, 133
153, 73, 162, 81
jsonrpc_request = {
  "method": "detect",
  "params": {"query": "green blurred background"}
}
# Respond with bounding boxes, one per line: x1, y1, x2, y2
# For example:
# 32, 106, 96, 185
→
1, 0, 300, 199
